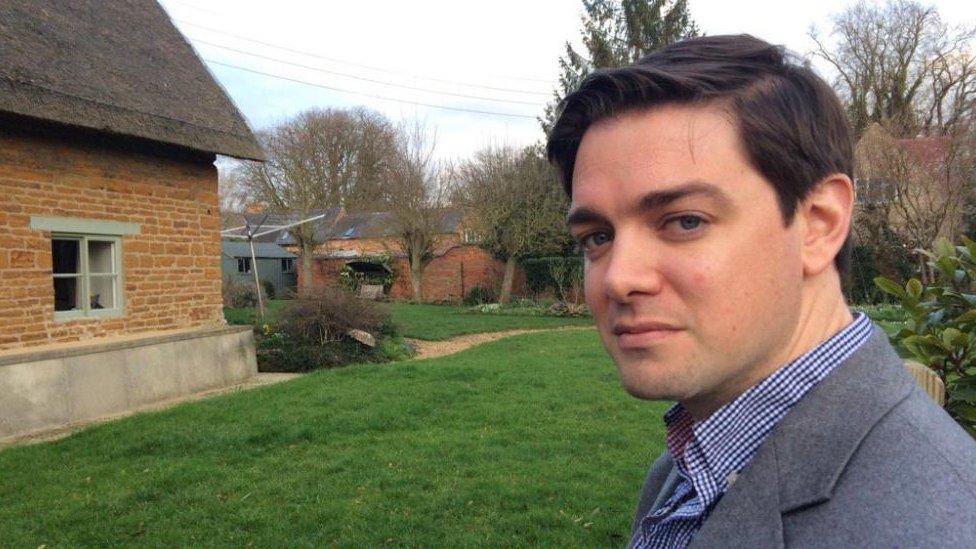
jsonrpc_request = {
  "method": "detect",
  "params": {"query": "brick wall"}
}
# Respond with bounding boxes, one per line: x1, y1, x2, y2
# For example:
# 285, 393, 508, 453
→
0, 127, 224, 351
299, 244, 525, 303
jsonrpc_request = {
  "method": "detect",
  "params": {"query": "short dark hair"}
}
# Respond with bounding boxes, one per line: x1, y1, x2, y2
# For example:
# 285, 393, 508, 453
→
546, 34, 853, 274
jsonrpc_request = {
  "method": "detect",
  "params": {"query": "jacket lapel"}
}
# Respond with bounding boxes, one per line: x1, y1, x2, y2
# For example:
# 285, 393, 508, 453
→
689, 326, 915, 548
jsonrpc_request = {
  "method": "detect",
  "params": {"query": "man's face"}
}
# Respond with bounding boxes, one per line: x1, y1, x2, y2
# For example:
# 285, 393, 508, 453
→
568, 105, 806, 416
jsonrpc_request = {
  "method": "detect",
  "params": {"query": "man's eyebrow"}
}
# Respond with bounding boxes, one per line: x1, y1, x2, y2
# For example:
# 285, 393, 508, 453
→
565, 207, 608, 228
566, 181, 731, 227
637, 181, 731, 211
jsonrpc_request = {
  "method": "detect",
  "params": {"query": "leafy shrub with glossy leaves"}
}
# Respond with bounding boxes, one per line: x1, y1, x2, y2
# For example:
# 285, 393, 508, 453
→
875, 237, 976, 437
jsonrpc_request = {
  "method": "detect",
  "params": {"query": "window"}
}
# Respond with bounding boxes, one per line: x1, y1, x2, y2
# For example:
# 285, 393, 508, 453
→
238, 257, 252, 274
51, 235, 122, 319
281, 258, 295, 273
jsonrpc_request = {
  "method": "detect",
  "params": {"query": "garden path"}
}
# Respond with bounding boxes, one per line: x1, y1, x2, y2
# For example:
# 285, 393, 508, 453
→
405, 325, 594, 360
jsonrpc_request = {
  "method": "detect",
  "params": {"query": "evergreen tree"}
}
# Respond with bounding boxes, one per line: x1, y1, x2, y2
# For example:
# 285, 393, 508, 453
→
540, 0, 699, 134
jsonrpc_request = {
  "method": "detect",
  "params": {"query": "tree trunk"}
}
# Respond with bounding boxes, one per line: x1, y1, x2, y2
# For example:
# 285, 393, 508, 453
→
301, 240, 314, 294
499, 256, 517, 305
410, 254, 424, 302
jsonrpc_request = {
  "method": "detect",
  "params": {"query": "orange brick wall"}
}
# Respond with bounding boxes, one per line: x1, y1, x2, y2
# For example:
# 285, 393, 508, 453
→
0, 127, 224, 351
299, 244, 525, 303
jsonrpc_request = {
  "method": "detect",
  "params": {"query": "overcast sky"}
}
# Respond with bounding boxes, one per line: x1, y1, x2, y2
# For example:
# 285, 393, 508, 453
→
158, 0, 976, 164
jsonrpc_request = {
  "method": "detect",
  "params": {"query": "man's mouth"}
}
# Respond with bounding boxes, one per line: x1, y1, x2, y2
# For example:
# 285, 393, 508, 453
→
612, 321, 682, 349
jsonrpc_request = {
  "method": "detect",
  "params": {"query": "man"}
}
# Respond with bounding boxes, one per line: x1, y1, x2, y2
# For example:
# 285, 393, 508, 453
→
546, 35, 976, 548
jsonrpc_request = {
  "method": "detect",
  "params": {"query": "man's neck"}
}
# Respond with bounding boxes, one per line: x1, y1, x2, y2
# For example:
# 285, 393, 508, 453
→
683, 273, 853, 421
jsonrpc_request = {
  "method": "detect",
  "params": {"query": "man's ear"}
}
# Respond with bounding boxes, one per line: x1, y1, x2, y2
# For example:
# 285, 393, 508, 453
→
800, 173, 854, 277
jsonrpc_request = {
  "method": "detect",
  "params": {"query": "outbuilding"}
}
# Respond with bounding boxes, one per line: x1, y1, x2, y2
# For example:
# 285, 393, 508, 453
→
220, 241, 298, 298
0, 0, 265, 439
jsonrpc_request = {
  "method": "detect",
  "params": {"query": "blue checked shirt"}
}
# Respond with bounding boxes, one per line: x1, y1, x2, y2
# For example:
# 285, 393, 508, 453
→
630, 312, 873, 549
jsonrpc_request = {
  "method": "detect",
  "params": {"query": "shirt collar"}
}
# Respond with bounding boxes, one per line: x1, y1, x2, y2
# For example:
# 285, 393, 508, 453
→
663, 312, 874, 498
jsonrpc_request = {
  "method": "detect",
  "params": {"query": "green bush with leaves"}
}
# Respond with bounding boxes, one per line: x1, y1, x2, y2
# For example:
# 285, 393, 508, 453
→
875, 237, 976, 437
521, 256, 582, 297
260, 279, 276, 301
463, 286, 497, 306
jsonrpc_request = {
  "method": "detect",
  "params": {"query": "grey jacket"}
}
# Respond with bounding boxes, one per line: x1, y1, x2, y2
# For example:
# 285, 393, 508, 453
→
632, 326, 976, 548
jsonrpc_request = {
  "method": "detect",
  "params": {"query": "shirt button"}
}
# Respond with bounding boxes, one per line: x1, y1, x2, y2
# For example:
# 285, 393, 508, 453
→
727, 471, 739, 487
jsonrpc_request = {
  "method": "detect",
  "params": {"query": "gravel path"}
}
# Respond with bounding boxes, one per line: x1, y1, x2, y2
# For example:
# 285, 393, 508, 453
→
405, 325, 594, 360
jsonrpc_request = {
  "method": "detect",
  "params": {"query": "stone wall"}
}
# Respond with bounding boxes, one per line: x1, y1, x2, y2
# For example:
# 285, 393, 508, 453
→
0, 326, 256, 440
0, 127, 224, 351
300, 244, 525, 303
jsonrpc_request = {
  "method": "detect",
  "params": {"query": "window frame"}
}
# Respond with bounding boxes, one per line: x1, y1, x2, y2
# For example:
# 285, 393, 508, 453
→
238, 257, 252, 274
281, 258, 295, 273
51, 233, 124, 321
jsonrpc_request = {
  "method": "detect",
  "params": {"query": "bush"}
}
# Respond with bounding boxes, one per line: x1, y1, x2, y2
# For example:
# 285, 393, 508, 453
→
875, 237, 976, 438
546, 301, 589, 317
223, 277, 263, 308
521, 257, 583, 299
846, 238, 914, 305
261, 279, 276, 301
258, 286, 403, 372
463, 286, 497, 306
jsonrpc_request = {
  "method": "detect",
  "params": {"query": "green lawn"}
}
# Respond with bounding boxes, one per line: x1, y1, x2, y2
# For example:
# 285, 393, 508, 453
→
385, 303, 593, 340
0, 330, 667, 547
225, 300, 594, 341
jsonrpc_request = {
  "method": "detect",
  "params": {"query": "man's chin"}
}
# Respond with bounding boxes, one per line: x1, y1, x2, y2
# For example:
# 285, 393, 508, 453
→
616, 371, 686, 402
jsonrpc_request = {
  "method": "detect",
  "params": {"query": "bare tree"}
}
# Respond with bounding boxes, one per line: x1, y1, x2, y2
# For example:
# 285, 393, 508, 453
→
455, 145, 569, 304
811, 0, 976, 137
383, 119, 446, 302
855, 122, 976, 282
217, 159, 248, 228
233, 107, 399, 291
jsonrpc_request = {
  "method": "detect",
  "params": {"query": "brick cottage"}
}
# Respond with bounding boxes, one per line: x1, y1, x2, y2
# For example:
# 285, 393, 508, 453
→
0, 0, 264, 439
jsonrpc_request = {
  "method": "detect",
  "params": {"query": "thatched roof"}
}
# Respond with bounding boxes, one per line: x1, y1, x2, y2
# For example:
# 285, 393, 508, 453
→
0, 0, 264, 160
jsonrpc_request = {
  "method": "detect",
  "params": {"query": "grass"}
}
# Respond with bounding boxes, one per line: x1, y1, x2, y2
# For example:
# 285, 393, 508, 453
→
0, 330, 667, 547
225, 300, 594, 341
223, 299, 288, 325
385, 303, 593, 340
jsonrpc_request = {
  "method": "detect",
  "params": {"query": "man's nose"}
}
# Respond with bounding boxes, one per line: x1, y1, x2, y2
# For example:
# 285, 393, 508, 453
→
602, 231, 664, 303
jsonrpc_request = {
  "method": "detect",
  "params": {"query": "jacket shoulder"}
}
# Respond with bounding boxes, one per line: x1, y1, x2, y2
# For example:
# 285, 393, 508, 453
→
784, 387, 976, 547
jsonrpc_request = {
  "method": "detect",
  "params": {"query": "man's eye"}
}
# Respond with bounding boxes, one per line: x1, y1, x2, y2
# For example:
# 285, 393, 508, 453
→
577, 231, 612, 252
666, 215, 706, 233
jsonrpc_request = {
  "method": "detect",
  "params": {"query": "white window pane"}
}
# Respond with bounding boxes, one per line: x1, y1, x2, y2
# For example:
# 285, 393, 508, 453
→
88, 240, 115, 274
54, 276, 83, 311
52, 239, 80, 274
89, 276, 116, 310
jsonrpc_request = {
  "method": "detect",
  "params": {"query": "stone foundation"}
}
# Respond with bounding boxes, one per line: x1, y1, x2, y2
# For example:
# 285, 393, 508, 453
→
0, 325, 256, 440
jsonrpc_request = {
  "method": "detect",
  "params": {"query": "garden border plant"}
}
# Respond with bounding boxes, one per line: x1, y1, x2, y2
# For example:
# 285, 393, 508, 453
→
257, 286, 411, 372
875, 236, 976, 437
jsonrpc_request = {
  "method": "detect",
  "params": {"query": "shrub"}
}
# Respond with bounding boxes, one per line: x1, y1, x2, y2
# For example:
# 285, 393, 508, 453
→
546, 301, 589, 317
259, 286, 401, 372
521, 257, 582, 298
464, 286, 497, 305
875, 237, 976, 437
223, 277, 263, 308
845, 233, 914, 305
261, 279, 276, 301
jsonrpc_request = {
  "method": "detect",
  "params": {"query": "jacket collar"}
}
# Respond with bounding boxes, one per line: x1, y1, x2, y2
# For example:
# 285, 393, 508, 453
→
690, 325, 916, 548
